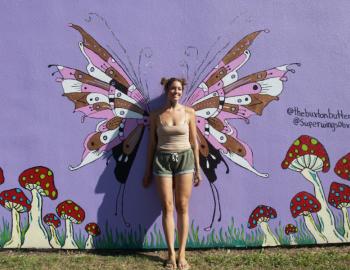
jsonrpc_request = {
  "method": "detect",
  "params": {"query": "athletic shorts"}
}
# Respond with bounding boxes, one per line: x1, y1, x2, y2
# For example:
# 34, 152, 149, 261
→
153, 148, 195, 176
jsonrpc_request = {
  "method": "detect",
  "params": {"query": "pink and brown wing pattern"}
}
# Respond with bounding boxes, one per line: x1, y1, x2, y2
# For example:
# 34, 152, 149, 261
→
186, 30, 299, 179
50, 25, 149, 174
185, 30, 298, 231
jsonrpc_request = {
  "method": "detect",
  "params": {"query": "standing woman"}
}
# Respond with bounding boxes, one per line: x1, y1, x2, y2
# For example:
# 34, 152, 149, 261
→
143, 77, 201, 270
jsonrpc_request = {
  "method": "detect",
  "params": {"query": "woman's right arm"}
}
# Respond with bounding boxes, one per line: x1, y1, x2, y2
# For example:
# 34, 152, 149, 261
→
143, 111, 157, 188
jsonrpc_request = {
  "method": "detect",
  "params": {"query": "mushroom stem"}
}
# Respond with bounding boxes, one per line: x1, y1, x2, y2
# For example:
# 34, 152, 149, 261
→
341, 207, 350, 241
49, 226, 62, 249
85, 235, 94, 249
259, 221, 280, 247
62, 219, 78, 249
289, 235, 297, 245
22, 189, 51, 248
303, 214, 327, 244
4, 210, 21, 248
301, 168, 345, 243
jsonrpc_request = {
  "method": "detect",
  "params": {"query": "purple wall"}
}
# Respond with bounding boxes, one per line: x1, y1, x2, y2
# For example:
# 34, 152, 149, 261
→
0, 0, 350, 249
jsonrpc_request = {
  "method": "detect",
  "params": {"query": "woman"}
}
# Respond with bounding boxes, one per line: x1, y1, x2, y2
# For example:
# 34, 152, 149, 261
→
143, 77, 201, 270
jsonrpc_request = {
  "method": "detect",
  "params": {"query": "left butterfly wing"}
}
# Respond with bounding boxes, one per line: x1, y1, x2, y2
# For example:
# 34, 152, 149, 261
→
197, 127, 229, 182
68, 116, 134, 170
69, 24, 131, 94
52, 25, 149, 179
110, 123, 146, 183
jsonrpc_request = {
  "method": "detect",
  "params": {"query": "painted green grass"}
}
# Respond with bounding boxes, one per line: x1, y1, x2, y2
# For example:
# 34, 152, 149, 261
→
0, 217, 323, 249
96, 222, 158, 249
49, 225, 88, 249
186, 218, 264, 248
93, 217, 317, 249
274, 218, 316, 245
334, 211, 345, 236
0, 218, 10, 248
1, 212, 349, 249
55, 229, 65, 247
0, 218, 29, 248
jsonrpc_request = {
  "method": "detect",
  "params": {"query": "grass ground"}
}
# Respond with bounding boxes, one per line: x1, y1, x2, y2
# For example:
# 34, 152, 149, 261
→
0, 245, 350, 270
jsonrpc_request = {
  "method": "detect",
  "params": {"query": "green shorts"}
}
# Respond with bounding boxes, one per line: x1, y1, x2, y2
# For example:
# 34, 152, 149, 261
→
153, 148, 195, 177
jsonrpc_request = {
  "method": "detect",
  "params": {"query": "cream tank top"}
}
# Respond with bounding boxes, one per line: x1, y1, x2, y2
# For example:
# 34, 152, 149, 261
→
156, 111, 191, 152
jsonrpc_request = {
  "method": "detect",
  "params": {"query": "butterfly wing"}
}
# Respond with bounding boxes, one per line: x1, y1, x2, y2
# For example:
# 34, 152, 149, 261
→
110, 123, 146, 183
69, 24, 131, 94
186, 30, 298, 178
197, 127, 229, 182
52, 25, 149, 180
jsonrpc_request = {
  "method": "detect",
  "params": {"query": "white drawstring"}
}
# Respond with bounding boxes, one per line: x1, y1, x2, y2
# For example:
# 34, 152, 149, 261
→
171, 153, 179, 162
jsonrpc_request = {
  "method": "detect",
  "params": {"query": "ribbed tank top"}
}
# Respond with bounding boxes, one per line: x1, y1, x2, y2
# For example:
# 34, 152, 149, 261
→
156, 111, 191, 152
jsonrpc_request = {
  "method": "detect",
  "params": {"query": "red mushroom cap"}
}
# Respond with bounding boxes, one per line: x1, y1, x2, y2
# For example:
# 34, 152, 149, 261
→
85, 222, 101, 236
0, 188, 31, 213
19, 166, 58, 200
44, 213, 61, 228
290, 191, 321, 218
328, 182, 350, 209
247, 205, 277, 229
56, 200, 85, 224
334, 153, 350, 180
0, 167, 4, 185
281, 135, 330, 173
285, 224, 298, 235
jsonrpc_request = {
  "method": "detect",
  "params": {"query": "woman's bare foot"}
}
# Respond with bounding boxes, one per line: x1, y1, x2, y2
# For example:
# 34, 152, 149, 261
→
177, 259, 190, 270
164, 252, 177, 269
164, 258, 177, 269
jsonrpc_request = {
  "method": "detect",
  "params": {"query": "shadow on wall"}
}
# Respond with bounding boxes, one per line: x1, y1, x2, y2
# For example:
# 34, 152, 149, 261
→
95, 94, 166, 249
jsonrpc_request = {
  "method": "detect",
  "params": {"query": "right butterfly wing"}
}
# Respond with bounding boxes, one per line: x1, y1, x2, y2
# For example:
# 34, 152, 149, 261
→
202, 31, 261, 92
186, 30, 297, 178
195, 116, 268, 178
186, 30, 261, 105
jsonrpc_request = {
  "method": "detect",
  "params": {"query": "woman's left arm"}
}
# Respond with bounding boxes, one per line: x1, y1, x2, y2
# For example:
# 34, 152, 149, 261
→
188, 107, 202, 186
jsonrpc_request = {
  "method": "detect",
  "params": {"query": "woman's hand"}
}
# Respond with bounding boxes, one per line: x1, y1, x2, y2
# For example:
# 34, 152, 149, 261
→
142, 172, 152, 188
193, 171, 202, 187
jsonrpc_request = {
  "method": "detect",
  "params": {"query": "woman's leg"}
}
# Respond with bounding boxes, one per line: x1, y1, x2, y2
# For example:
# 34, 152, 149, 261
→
174, 173, 193, 266
155, 175, 176, 265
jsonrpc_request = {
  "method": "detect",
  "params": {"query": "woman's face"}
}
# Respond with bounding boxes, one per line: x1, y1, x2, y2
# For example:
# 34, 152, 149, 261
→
167, 80, 183, 102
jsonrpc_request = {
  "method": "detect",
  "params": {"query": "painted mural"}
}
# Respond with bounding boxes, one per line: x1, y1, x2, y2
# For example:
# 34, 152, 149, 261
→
0, 0, 350, 250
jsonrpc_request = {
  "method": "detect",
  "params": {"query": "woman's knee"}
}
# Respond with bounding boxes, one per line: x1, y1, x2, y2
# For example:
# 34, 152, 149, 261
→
175, 200, 189, 214
162, 200, 174, 214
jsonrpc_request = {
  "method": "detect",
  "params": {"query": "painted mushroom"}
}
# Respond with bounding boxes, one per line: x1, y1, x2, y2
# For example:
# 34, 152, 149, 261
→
19, 166, 58, 248
290, 191, 327, 244
0, 167, 4, 184
44, 213, 62, 248
0, 188, 31, 248
85, 222, 101, 249
247, 205, 280, 247
281, 135, 344, 243
328, 182, 350, 241
56, 200, 85, 249
334, 153, 350, 180
285, 224, 298, 245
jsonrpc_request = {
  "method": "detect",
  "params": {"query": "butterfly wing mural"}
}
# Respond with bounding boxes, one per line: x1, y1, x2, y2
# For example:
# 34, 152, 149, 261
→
51, 25, 298, 230
50, 24, 149, 227
184, 30, 299, 230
